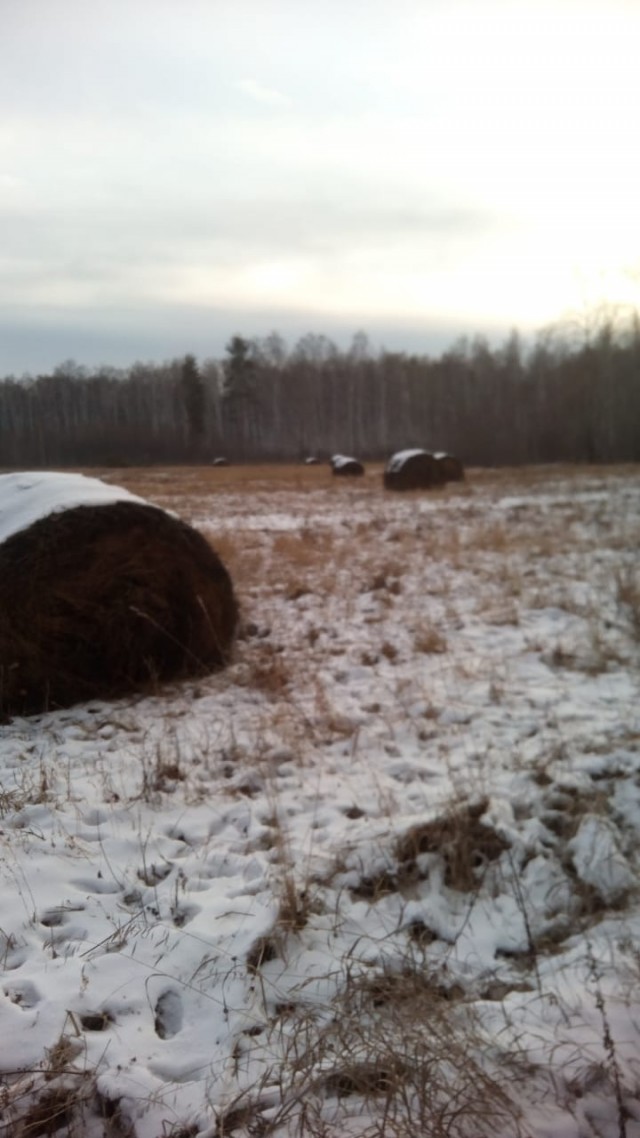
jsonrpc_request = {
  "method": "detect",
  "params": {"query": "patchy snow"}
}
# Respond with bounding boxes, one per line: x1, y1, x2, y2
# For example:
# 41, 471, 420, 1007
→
2, 465, 640, 1137
0, 471, 148, 543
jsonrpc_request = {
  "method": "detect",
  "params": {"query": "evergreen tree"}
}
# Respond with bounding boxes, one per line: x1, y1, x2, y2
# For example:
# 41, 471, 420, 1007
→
222, 336, 259, 455
180, 354, 205, 442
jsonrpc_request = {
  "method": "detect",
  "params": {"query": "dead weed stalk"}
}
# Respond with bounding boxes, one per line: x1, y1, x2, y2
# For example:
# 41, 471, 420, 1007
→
218, 956, 522, 1137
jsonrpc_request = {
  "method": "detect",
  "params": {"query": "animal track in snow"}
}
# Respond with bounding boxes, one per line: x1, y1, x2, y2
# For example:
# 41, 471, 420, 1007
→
154, 989, 184, 1038
79, 1010, 112, 1031
39, 904, 85, 927
171, 903, 201, 928
71, 876, 122, 894
80, 808, 111, 826
137, 862, 172, 886
0, 935, 28, 970
200, 851, 249, 879
4, 980, 41, 1008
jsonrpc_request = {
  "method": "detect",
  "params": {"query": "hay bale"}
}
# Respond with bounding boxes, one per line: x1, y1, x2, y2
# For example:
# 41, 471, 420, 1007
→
383, 449, 443, 491
0, 472, 238, 716
304, 456, 321, 465
330, 454, 365, 477
434, 451, 465, 482
212, 456, 230, 467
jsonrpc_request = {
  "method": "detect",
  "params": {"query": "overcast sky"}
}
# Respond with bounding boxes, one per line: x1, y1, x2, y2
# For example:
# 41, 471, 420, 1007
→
1, 0, 639, 373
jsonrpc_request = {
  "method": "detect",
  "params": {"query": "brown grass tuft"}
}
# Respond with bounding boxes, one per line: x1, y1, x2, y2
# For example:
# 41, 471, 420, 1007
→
225, 955, 522, 1137
413, 622, 447, 654
396, 799, 508, 891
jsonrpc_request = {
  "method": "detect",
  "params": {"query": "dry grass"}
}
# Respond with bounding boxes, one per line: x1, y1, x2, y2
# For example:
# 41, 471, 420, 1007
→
394, 798, 509, 892
96, 462, 335, 498
413, 621, 447, 654
1, 1028, 103, 1138
216, 958, 522, 1138
470, 462, 640, 489
345, 796, 509, 904
236, 639, 293, 696
5, 462, 640, 1137
201, 529, 261, 593
616, 568, 640, 640
84, 461, 640, 506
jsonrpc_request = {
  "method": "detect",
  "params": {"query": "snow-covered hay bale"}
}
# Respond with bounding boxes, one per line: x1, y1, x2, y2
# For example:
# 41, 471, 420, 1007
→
434, 451, 465, 482
330, 454, 365, 477
0, 472, 238, 716
304, 456, 321, 465
383, 449, 443, 491
212, 456, 230, 467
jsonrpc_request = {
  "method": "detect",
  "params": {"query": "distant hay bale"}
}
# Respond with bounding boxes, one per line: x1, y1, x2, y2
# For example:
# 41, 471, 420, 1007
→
212, 456, 230, 467
304, 456, 321, 465
383, 449, 443, 491
434, 451, 465, 482
0, 472, 238, 716
330, 454, 365, 477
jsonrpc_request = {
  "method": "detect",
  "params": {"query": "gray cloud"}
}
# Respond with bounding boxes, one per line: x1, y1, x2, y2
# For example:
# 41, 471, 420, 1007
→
1, 0, 638, 374
0, 301, 489, 376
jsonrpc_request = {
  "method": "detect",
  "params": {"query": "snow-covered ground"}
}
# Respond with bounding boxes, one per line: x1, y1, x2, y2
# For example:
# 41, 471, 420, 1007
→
2, 464, 640, 1138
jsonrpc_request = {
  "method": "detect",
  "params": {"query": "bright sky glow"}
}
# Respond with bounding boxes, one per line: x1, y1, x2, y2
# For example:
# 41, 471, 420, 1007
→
1, 0, 639, 370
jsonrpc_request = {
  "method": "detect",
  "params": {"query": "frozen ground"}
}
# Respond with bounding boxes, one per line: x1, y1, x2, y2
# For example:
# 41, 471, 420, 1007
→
2, 464, 640, 1137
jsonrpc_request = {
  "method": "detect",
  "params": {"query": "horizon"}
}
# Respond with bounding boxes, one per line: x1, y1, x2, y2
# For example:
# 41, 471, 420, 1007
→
1, 313, 533, 377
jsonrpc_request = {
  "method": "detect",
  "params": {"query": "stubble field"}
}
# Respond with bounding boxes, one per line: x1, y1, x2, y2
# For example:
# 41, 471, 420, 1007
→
2, 462, 640, 1138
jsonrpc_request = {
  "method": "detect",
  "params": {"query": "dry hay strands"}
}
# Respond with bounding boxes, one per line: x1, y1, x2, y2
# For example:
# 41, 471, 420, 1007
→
396, 799, 508, 891
0, 501, 239, 716
434, 451, 465, 482
330, 454, 365, 477
384, 449, 444, 491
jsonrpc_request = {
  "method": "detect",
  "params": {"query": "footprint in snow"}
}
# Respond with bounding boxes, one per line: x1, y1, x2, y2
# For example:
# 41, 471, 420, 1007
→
40, 904, 85, 927
4, 980, 41, 1008
71, 876, 122, 894
154, 990, 184, 1039
81, 808, 111, 826
171, 903, 201, 928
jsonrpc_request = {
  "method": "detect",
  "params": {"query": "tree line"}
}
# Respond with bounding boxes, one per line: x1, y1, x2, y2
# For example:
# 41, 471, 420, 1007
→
1, 312, 639, 467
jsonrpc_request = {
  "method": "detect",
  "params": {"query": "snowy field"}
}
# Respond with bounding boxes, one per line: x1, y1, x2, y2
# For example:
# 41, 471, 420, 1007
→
2, 463, 640, 1138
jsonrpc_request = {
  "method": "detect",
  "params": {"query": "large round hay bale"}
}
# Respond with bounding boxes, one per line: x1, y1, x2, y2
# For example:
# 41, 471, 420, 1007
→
383, 449, 443, 491
0, 472, 238, 716
434, 451, 465, 482
330, 454, 365, 477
